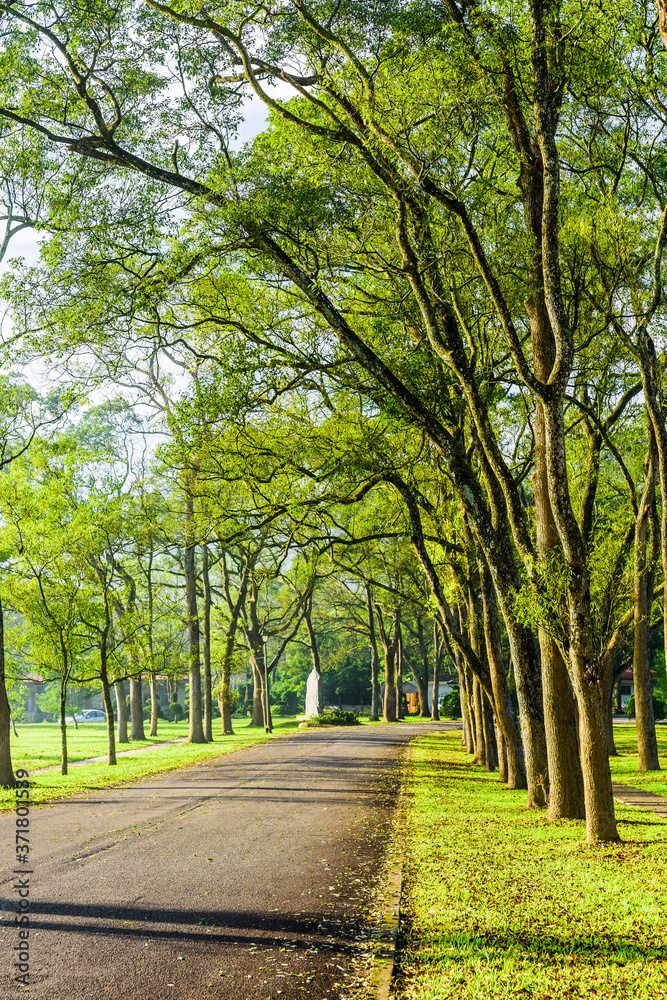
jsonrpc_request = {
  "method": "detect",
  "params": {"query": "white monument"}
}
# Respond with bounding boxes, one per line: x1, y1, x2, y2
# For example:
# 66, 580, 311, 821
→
305, 668, 321, 717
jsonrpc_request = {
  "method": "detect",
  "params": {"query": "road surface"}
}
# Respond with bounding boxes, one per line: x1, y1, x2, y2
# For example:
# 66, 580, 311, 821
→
0, 722, 452, 999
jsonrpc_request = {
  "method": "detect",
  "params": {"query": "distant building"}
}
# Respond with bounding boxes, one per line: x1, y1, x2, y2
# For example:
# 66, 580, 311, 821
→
616, 668, 658, 710
618, 670, 634, 709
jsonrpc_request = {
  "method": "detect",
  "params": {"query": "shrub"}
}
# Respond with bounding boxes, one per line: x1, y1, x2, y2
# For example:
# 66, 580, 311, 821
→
625, 694, 665, 719
314, 709, 360, 726
169, 701, 185, 721
440, 689, 461, 719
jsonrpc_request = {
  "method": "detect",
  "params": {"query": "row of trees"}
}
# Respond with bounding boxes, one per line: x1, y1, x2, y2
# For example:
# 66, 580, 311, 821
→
0, 402, 451, 777
0, 0, 667, 841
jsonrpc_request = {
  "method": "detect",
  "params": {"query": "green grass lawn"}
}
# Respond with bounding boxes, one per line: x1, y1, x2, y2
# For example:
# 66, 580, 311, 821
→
10, 719, 192, 770
609, 723, 667, 796
398, 731, 667, 1000
2, 717, 301, 810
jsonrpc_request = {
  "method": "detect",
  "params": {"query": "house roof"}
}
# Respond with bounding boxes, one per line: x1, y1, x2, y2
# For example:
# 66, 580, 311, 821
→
619, 669, 656, 681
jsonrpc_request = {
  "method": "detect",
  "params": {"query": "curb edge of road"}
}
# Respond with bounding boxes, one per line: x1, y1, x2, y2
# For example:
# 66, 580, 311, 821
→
366, 851, 403, 999
366, 743, 414, 1000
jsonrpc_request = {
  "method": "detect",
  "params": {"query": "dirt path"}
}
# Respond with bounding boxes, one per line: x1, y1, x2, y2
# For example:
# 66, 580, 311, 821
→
0, 722, 453, 999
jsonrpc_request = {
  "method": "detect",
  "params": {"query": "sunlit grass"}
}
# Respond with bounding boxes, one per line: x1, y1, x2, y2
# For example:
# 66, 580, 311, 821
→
398, 731, 667, 1000
9, 719, 191, 770
1, 717, 301, 809
609, 723, 667, 796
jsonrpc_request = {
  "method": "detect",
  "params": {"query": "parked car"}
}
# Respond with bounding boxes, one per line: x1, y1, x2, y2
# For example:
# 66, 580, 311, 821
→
64, 709, 107, 723
82, 710, 106, 722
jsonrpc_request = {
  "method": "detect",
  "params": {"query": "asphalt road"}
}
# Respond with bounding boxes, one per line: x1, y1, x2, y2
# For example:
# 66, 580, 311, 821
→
0, 722, 451, 1000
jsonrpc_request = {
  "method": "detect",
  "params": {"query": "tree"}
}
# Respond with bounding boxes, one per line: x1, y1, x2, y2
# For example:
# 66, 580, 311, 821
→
8, 0, 667, 840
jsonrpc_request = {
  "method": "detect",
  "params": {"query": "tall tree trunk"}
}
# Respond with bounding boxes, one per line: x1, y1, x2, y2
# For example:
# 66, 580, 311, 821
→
472, 678, 486, 767
600, 650, 619, 757
0, 596, 15, 787
431, 618, 445, 722
461, 666, 475, 753
147, 547, 158, 738
100, 640, 116, 766
383, 653, 396, 723
448, 614, 469, 742
395, 474, 543, 800
366, 586, 380, 721
242, 672, 251, 717
218, 603, 245, 738
202, 543, 213, 742
477, 560, 527, 789
633, 426, 660, 771
253, 649, 272, 733
431, 620, 441, 722
395, 624, 404, 719
638, 336, 667, 757
149, 673, 158, 739
412, 616, 431, 717
249, 659, 264, 727
574, 678, 620, 842
115, 681, 128, 743
59, 671, 68, 776
483, 694, 498, 771
498, 730, 508, 783
376, 607, 399, 723
534, 391, 585, 818
542, 397, 620, 842
129, 673, 145, 741
111, 566, 145, 742
184, 491, 206, 743
218, 549, 251, 735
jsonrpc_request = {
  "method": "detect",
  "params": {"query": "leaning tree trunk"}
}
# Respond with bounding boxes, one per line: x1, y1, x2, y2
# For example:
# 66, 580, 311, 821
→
478, 560, 527, 789
115, 681, 128, 744
633, 425, 660, 770
0, 596, 15, 787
